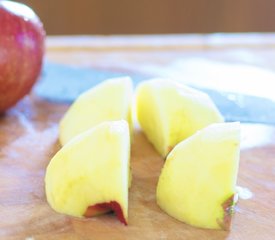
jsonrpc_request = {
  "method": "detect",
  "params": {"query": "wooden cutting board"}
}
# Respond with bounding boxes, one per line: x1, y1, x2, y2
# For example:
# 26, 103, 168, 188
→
1, 34, 275, 240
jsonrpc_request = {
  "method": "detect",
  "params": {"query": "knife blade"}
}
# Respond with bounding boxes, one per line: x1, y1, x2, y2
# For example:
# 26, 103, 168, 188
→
34, 61, 275, 124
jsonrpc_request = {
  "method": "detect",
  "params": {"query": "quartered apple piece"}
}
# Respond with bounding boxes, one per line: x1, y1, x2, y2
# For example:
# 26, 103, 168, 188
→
59, 77, 133, 146
156, 122, 240, 230
45, 120, 130, 225
136, 79, 224, 157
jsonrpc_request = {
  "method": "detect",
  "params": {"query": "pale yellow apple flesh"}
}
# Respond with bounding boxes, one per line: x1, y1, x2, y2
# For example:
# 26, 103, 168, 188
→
156, 122, 240, 230
45, 120, 130, 225
59, 77, 133, 146
136, 79, 224, 157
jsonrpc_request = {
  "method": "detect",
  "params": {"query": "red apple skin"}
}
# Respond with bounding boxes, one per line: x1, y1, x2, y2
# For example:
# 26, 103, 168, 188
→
0, 1, 45, 113
84, 201, 127, 225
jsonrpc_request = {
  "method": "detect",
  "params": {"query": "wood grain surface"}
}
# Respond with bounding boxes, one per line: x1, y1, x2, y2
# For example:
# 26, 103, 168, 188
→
1, 34, 275, 240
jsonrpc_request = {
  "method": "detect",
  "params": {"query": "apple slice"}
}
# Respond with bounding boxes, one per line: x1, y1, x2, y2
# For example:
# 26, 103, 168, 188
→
45, 120, 130, 225
156, 122, 240, 230
136, 79, 224, 157
59, 77, 133, 146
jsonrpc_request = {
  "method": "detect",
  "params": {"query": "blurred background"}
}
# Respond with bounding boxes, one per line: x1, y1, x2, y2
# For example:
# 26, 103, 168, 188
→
18, 0, 275, 35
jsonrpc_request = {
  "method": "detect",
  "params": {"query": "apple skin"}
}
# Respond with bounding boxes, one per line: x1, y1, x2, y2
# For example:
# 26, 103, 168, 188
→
0, 1, 45, 113
84, 201, 127, 225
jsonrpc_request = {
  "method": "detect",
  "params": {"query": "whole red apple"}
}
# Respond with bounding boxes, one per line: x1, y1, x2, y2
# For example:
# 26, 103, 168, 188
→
0, 0, 45, 113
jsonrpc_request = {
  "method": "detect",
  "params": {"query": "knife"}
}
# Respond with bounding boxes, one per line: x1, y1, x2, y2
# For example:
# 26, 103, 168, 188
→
34, 61, 275, 124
